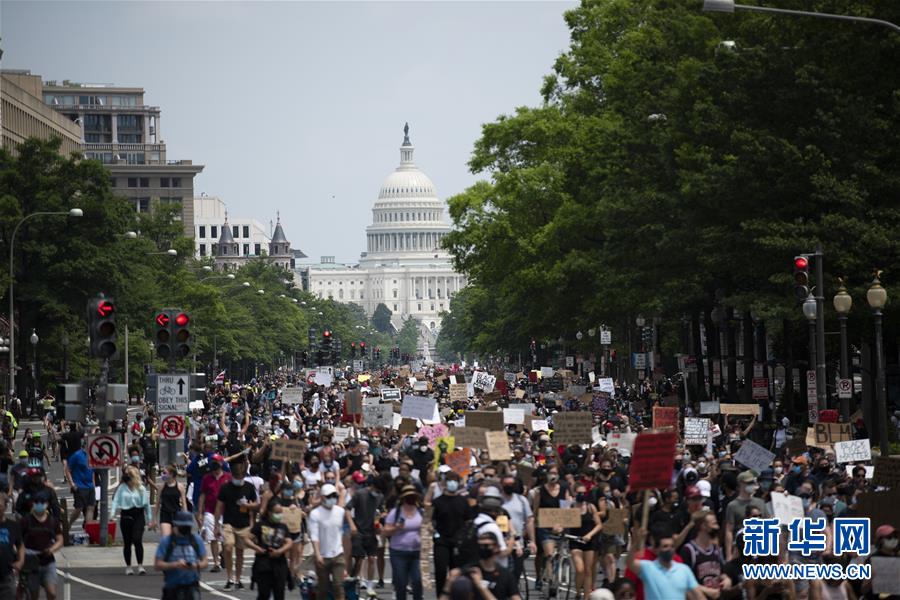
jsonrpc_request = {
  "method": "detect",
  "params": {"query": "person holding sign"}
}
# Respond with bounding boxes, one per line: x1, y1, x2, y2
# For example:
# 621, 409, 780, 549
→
567, 482, 602, 600
532, 464, 572, 590
246, 501, 293, 600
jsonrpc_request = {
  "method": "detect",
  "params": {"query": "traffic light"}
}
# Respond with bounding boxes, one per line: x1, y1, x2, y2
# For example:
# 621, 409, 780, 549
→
793, 255, 810, 300
88, 295, 118, 358
173, 311, 191, 357
374, 346, 381, 361
333, 338, 342, 363
350, 342, 357, 358
154, 310, 173, 358
321, 330, 332, 364
359, 341, 366, 358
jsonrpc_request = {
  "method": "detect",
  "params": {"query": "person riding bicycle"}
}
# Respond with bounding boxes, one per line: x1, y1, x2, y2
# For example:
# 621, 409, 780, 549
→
0, 493, 25, 599
16, 468, 62, 522
20, 490, 64, 600
440, 531, 522, 600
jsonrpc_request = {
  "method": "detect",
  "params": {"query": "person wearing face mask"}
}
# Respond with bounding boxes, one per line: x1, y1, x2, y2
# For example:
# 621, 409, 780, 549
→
383, 485, 425, 600
0, 493, 25, 599
433, 472, 474, 595
784, 455, 808, 495
440, 531, 522, 600
20, 490, 64, 600
214, 461, 259, 590
679, 512, 731, 595
409, 436, 434, 488
246, 502, 293, 600
626, 525, 703, 600
309, 483, 355, 600
500, 474, 536, 586
347, 469, 384, 597
155, 465, 187, 537
532, 465, 571, 588
724, 472, 768, 562
154, 511, 209, 600
111, 465, 155, 575
568, 483, 602, 599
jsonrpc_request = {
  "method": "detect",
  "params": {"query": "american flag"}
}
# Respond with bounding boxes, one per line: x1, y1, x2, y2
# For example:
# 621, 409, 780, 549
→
213, 370, 226, 385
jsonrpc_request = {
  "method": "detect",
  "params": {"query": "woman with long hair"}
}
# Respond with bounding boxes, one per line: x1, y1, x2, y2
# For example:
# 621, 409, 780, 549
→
155, 464, 186, 537
568, 483, 602, 600
111, 465, 154, 574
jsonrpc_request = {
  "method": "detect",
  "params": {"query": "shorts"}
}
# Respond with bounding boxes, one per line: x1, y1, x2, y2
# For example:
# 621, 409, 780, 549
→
202, 513, 222, 543
352, 533, 378, 558
28, 562, 57, 590
160, 510, 175, 525
569, 539, 593, 552
74, 488, 96, 509
223, 524, 250, 549
536, 528, 553, 546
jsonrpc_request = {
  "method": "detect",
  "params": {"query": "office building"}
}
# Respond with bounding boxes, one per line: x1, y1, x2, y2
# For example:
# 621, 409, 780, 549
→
1, 70, 82, 156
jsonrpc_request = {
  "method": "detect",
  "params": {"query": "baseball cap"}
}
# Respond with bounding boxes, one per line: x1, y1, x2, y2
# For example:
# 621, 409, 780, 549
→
696, 479, 712, 498
437, 464, 451, 474
737, 471, 757, 484
18, 450, 28, 458
320, 483, 337, 497
173, 511, 194, 527
351, 471, 367, 484
876, 525, 897, 539
685, 485, 702, 499
792, 455, 808, 465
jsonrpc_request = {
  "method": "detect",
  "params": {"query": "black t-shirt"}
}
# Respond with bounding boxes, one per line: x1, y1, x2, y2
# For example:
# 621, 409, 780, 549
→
217, 481, 257, 528
479, 563, 519, 600
0, 518, 22, 576
347, 488, 383, 534
250, 519, 289, 558
21, 514, 61, 565
432, 493, 473, 541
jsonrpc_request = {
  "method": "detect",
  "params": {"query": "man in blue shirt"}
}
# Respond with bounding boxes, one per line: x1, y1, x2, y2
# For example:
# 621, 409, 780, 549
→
626, 524, 708, 600
64, 443, 95, 526
155, 511, 208, 600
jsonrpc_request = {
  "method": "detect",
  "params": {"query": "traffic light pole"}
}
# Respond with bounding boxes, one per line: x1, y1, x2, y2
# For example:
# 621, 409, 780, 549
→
98, 357, 111, 547
814, 245, 827, 413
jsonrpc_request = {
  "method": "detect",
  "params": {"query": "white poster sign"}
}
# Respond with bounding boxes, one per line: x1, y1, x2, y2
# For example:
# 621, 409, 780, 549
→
733, 439, 776, 473
503, 408, 525, 425
472, 371, 497, 393
598, 378, 615, 394
700, 401, 720, 415
401, 395, 437, 421
834, 439, 872, 464
607, 432, 637, 454
771, 493, 805, 526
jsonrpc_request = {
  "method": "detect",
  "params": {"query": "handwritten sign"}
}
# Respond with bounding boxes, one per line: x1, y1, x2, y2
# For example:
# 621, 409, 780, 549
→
465, 411, 505, 431
771, 493, 804, 526
444, 448, 471, 478
472, 371, 496, 393
530, 419, 549, 432
604, 507, 629, 536
537, 508, 581, 528
345, 389, 362, 415
684, 418, 710, 445
362, 403, 393, 429
552, 412, 593, 445
314, 371, 333, 387
401, 395, 437, 421
873, 457, 900, 489
449, 383, 469, 402
652, 406, 679, 431
503, 408, 525, 425
452, 426, 488, 449
598, 378, 615, 395
607, 432, 637, 454
485, 430, 511, 461
398, 418, 418, 435
629, 432, 677, 490
805, 422, 853, 449
834, 438, 871, 464
381, 388, 402, 402
720, 404, 760, 417
271, 439, 305, 462
734, 439, 775, 474
699, 401, 720, 415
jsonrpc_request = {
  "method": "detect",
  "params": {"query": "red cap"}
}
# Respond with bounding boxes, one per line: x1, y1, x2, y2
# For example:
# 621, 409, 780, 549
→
685, 485, 702, 499
876, 525, 897, 539
210, 453, 224, 464
352, 471, 367, 484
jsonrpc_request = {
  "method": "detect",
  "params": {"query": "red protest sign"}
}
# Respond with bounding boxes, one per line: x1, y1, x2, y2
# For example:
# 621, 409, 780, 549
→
652, 406, 678, 431
629, 432, 677, 490
444, 448, 471, 478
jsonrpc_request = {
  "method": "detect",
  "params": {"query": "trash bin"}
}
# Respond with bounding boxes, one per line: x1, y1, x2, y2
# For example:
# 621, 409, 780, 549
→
83, 521, 116, 545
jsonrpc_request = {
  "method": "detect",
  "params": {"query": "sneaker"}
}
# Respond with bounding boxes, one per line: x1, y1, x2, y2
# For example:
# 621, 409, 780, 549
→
224, 581, 234, 590
137, 566, 146, 575
235, 581, 244, 590
210, 565, 221, 573
534, 579, 542, 591
367, 590, 378, 598
125, 567, 133, 576
376, 580, 384, 589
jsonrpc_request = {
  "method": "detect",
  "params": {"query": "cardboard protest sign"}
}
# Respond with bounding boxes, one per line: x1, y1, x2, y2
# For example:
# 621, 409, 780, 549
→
452, 426, 488, 449
607, 432, 637, 454
465, 411, 505, 431
871, 557, 900, 595
345, 389, 362, 415
333, 427, 352, 443
699, 401, 720, 415
483, 391, 501, 404
652, 406, 679, 431
537, 508, 581, 528
771, 493, 804, 526
530, 419, 549, 432
271, 439, 305, 462
720, 404, 760, 417
856, 490, 900, 542
503, 408, 525, 425
485, 430, 512, 461
401, 395, 437, 421
873, 457, 900, 489
629, 432, 677, 490
684, 418, 710, 445
413, 380, 429, 392
514, 388, 526, 400
833, 439, 871, 464
734, 439, 776, 474
604, 507, 629, 536
362, 403, 393, 429
398, 418, 418, 435
552, 412, 593, 445
567, 385, 587, 398
449, 383, 469, 402
444, 448, 471, 478
282, 388, 303, 404
281, 505, 303, 532
805, 422, 853, 449
472, 371, 496, 393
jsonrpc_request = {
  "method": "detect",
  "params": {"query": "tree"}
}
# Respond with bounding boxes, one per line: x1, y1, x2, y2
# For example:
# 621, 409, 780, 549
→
397, 317, 420, 357
372, 303, 393, 333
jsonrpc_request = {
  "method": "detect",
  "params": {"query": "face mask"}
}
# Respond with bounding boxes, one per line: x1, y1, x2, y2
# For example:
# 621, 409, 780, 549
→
774, 466, 783, 475
177, 526, 192, 536
718, 451, 727, 458
648, 496, 658, 508
658, 549, 674, 562
446, 480, 460, 493
270, 513, 283, 523
131, 456, 141, 463
576, 493, 587, 503
791, 465, 802, 474
883, 538, 899, 550
801, 497, 811, 509
697, 462, 707, 469
323, 497, 337, 508
33, 503, 48, 514
419, 445, 428, 452
232, 478, 244, 486
283, 489, 294, 498
709, 527, 720, 536
745, 484, 759, 495
478, 545, 495, 560
293, 480, 303, 490
502, 484, 516, 495
548, 474, 559, 483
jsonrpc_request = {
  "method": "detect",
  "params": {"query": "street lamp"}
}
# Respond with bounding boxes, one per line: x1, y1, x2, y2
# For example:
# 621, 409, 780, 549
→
29, 328, 38, 414
702, 0, 900, 33
833, 280, 853, 420
867, 271, 889, 455
147, 249, 178, 257
200, 273, 235, 283
8, 205, 83, 397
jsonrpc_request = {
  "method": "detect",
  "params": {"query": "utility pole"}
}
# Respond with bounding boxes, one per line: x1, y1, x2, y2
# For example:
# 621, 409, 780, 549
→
814, 244, 827, 412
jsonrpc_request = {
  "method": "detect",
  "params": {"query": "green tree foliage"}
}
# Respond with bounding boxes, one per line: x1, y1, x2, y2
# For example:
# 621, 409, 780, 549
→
444, 0, 900, 354
397, 317, 420, 356
371, 303, 393, 333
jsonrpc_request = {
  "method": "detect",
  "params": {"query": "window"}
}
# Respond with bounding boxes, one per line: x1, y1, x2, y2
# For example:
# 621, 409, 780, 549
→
85, 133, 102, 143
394, 304, 398, 312
418, 303, 422, 311
393, 280, 397, 284
243, 225, 249, 238
393, 290, 398, 298
431, 304, 435, 311
440, 304, 444, 310
171, 177, 181, 187
118, 134, 140, 143
254, 243, 261, 255
134, 198, 149, 213
110, 95, 138, 106
128, 177, 138, 188
110, 178, 117, 188
339, 289, 344, 299
125, 153, 144, 164
161, 177, 170, 188
199, 226, 206, 238
232, 225, 239, 238
117, 115, 140, 130
243, 244, 249, 256
351, 290, 356, 299
211, 226, 218, 238
360, 292, 364, 299
139, 177, 149, 187
199, 244, 206, 256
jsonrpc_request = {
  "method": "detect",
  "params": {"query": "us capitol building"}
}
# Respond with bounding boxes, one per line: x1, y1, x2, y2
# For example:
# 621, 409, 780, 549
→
299, 124, 466, 357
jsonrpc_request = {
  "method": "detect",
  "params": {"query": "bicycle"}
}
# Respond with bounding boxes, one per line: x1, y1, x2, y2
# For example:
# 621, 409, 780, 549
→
513, 544, 530, 600
16, 550, 40, 600
543, 534, 578, 600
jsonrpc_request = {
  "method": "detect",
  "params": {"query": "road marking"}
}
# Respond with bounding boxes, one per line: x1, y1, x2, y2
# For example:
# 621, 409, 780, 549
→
199, 581, 241, 600
58, 569, 158, 600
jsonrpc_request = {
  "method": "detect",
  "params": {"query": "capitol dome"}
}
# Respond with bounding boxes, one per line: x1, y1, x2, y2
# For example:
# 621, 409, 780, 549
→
362, 123, 451, 266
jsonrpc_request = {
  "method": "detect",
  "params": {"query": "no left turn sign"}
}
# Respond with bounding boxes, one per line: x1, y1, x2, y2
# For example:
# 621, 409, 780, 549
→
87, 434, 121, 469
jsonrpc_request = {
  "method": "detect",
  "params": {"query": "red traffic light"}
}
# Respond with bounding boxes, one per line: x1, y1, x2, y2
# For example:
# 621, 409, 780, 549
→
175, 312, 190, 327
350, 342, 356, 348
323, 330, 331, 337
360, 342, 366, 348
97, 300, 115, 317
155, 313, 170, 327
794, 256, 808, 270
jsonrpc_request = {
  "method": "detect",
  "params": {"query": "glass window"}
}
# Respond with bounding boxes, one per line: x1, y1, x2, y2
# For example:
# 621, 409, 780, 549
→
232, 226, 238, 238
125, 153, 145, 165
110, 177, 117, 188
339, 289, 344, 299
211, 226, 218, 239
134, 198, 149, 213
127, 177, 138, 188
199, 226, 206, 238
360, 292, 364, 299
254, 243, 261, 255
431, 304, 435, 311
118, 134, 140, 143
171, 177, 181, 187
394, 304, 398, 312
150, 152, 160, 163
85, 133, 102, 143
243, 225, 249, 238
161, 177, 170, 188
139, 177, 149, 187
243, 244, 250, 256
199, 244, 206, 256
393, 290, 397, 298
418, 303, 422, 311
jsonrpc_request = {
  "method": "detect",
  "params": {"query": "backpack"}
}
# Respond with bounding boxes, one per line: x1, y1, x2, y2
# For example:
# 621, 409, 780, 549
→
453, 517, 493, 567
164, 534, 202, 563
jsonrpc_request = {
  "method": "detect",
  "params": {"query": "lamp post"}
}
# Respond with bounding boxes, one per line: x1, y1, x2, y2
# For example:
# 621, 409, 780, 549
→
866, 272, 889, 455
833, 281, 853, 421
8, 207, 83, 398
702, 0, 900, 34
0, 337, 9, 400
29, 329, 38, 415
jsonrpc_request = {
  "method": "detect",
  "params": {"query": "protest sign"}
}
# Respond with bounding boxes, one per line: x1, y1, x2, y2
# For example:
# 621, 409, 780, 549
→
271, 439, 305, 462
514, 388, 526, 400
845, 464, 874, 479
465, 411, 505, 431
857, 490, 900, 542
473, 371, 496, 393
485, 430, 511, 461
530, 419, 549, 432
805, 422, 853, 449
503, 408, 525, 425
734, 439, 776, 474
345, 389, 362, 415
540, 367, 554, 378
381, 387, 401, 402
552, 412, 593, 445
362, 403, 393, 429
652, 406, 679, 431
604, 507, 629, 536
449, 383, 469, 402
834, 439, 871, 464
873, 457, 900, 489
282, 388, 303, 405
629, 432, 677, 490
720, 404, 760, 417
444, 448, 471, 478
537, 508, 581, 528
699, 401, 720, 415
413, 380, 429, 392
398, 418, 418, 435
333, 427, 352, 443
504, 372, 517, 385
401, 395, 436, 421
684, 418, 710, 445
598, 378, 615, 394
567, 385, 587, 398
871, 557, 900, 595
452, 426, 488, 449
607, 432, 637, 454
314, 371, 333, 387
771, 493, 804, 526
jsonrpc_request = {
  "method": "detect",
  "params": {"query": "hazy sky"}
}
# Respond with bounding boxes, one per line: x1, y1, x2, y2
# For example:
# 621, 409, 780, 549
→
2, 1, 575, 262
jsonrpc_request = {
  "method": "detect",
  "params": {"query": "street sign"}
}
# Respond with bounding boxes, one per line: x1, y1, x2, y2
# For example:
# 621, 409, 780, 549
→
838, 378, 853, 399
157, 373, 189, 413
87, 434, 121, 469
806, 371, 817, 400
684, 356, 698, 373
160, 414, 186, 440
353, 360, 364, 372
600, 330, 612, 345
632, 353, 647, 370
753, 364, 764, 378
565, 356, 574, 368
751, 378, 769, 400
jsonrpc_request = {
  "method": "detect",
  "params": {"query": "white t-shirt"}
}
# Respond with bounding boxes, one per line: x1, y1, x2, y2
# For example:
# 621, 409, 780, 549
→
309, 505, 346, 558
